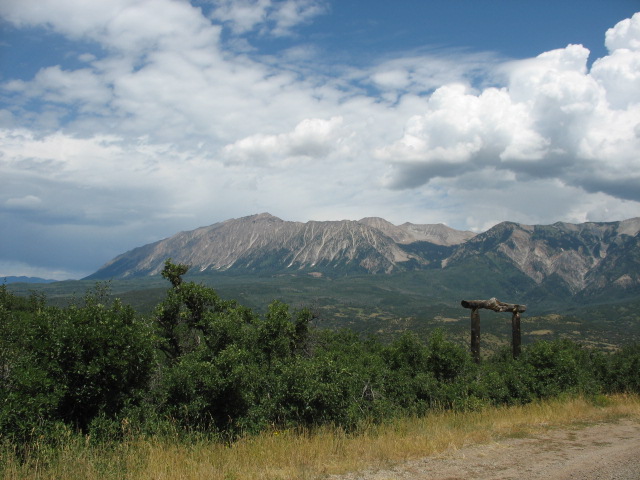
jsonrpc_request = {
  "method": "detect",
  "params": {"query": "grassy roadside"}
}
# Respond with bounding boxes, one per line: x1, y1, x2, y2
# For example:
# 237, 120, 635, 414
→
2, 394, 639, 480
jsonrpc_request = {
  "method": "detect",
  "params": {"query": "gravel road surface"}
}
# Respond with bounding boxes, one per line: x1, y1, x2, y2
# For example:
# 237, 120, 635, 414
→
329, 418, 640, 480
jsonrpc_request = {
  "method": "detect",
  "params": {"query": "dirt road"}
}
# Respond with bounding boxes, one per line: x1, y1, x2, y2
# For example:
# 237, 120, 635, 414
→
330, 419, 640, 480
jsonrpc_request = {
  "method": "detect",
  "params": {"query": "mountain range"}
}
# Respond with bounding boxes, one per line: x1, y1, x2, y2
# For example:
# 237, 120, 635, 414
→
87, 213, 640, 301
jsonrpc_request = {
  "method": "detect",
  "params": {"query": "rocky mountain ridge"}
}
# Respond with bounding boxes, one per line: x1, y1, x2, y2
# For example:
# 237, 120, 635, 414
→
90, 213, 475, 278
87, 213, 640, 297
444, 218, 640, 293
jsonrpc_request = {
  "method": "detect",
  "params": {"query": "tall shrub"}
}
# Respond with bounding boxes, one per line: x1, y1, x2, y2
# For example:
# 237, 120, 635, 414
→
0, 285, 155, 439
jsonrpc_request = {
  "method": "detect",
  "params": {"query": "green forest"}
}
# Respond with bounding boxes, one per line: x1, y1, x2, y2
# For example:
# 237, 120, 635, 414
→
1, 260, 639, 452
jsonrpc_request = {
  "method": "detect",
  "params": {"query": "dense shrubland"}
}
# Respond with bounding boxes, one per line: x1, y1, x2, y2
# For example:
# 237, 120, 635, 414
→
1, 260, 639, 450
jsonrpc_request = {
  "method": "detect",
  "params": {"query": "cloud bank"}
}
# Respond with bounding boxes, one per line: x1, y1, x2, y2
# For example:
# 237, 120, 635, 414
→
1, 1, 639, 278
380, 33, 640, 201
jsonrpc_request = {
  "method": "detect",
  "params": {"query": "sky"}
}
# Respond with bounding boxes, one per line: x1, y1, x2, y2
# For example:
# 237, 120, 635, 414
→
1, 0, 640, 280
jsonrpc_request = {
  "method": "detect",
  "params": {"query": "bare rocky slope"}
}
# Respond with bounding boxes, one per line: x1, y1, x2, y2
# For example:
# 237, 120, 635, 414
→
88, 213, 475, 278
444, 218, 640, 294
86, 213, 640, 300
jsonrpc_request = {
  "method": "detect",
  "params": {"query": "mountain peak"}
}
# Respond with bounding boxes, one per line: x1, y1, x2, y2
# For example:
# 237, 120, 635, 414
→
399, 222, 476, 246
233, 212, 282, 222
358, 217, 475, 246
252, 212, 278, 219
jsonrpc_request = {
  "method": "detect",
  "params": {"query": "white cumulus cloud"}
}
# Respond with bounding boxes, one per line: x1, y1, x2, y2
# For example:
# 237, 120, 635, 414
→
605, 12, 640, 52
208, 0, 328, 36
222, 116, 345, 166
381, 16, 640, 202
1, 2, 639, 278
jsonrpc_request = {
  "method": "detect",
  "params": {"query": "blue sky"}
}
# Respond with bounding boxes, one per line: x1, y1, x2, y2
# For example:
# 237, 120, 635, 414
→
1, 0, 640, 280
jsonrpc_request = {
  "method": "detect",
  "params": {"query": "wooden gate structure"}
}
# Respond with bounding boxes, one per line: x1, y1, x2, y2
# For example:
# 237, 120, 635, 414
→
461, 298, 527, 363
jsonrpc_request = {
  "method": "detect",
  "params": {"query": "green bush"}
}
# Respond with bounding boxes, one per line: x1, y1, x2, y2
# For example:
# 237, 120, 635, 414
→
518, 339, 601, 398
474, 349, 536, 405
4, 264, 640, 445
0, 285, 155, 440
602, 343, 640, 393
150, 263, 313, 435
264, 355, 357, 428
382, 330, 477, 413
159, 344, 261, 433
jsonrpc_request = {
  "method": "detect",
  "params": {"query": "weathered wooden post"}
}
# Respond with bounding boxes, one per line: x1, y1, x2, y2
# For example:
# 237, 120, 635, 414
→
461, 298, 526, 361
470, 307, 481, 363
511, 310, 521, 358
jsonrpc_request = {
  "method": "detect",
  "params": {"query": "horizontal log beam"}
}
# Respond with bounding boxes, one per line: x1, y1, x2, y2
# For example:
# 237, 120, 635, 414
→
461, 297, 526, 313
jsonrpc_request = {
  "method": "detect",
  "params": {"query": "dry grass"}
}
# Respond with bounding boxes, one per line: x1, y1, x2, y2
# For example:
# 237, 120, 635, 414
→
2, 394, 639, 480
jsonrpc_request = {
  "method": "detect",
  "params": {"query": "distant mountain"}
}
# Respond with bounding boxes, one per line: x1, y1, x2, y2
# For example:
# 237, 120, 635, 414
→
443, 218, 640, 295
85, 213, 640, 301
357, 217, 475, 246
87, 213, 475, 278
2, 276, 56, 284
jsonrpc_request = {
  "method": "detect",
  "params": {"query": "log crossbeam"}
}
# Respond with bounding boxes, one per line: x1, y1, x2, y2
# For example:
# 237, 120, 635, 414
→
461, 297, 526, 313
